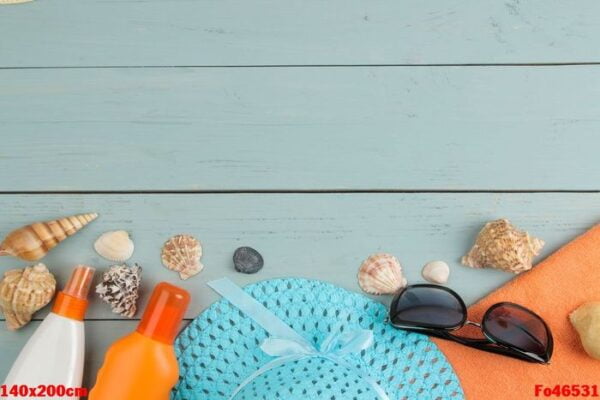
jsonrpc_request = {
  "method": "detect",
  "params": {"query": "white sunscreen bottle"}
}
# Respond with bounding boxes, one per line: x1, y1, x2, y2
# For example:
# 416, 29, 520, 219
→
4, 265, 95, 400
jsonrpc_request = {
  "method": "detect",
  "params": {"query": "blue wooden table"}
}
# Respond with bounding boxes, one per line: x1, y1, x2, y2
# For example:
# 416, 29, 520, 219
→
1, 0, 599, 392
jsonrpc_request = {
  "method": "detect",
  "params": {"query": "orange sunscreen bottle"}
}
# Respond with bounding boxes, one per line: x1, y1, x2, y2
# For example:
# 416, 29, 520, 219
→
89, 282, 191, 400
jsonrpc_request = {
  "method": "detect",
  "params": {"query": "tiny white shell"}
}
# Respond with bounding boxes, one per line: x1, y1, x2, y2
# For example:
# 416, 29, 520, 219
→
94, 230, 135, 262
422, 261, 450, 284
357, 253, 407, 295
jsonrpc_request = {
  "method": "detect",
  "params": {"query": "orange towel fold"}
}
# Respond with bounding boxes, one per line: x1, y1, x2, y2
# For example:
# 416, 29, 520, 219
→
433, 225, 600, 400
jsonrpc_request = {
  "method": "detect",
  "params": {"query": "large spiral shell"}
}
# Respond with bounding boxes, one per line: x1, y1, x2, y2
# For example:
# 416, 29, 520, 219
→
0, 264, 56, 330
462, 219, 544, 274
0, 213, 98, 261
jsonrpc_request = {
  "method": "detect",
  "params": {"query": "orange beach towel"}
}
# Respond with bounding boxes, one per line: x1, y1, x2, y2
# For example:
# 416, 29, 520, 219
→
433, 225, 600, 400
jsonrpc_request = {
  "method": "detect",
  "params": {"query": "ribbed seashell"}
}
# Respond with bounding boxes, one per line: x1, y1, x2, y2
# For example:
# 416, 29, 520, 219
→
96, 263, 142, 318
462, 219, 545, 274
94, 230, 134, 262
0, 213, 98, 261
358, 253, 407, 295
0, 263, 56, 330
161, 234, 203, 280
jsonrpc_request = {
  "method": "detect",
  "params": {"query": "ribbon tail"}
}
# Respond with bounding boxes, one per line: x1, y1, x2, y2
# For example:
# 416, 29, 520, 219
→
364, 376, 391, 400
325, 355, 391, 400
208, 278, 313, 348
261, 337, 315, 357
228, 354, 305, 400
335, 330, 374, 356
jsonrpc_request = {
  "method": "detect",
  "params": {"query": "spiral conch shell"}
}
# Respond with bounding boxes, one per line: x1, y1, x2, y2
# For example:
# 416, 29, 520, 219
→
358, 253, 407, 295
96, 263, 142, 318
0, 0, 35, 4
0, 213, 98, 261
161, 234, 203, 280
0, 264, 56, 330
462, 219, 544, 274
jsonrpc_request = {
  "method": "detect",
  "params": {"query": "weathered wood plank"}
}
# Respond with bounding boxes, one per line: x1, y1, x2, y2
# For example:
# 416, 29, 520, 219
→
1, 1, 599, 67
1, 67, 600, 191
0, 320, 139, 390
0, 193, 595, 322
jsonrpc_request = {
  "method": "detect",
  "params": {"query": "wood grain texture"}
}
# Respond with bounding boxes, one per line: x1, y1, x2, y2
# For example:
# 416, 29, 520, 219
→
1, 0, 600, 67
2, 0, 599, 388
0, 193, 596, 322
0, 193, 597, 387
2, 67, 600, 191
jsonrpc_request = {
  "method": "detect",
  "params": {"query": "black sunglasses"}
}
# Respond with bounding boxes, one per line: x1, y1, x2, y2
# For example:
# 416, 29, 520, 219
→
388, 284, 553, 364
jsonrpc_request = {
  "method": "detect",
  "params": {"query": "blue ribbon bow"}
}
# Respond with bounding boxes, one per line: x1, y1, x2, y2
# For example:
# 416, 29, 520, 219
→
208, 278, 390, 400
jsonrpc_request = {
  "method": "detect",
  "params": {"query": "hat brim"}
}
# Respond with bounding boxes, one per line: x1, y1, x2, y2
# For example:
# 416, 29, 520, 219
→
173, 278, 463, 400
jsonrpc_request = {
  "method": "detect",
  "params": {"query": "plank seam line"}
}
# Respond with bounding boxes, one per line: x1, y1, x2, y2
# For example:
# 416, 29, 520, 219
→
0, 318, 193, 322
2, 62, 600, 70
0, 190, 598, 195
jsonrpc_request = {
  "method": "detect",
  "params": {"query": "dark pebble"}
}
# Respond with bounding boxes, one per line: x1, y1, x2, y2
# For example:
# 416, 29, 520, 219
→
233, 246, 264, 274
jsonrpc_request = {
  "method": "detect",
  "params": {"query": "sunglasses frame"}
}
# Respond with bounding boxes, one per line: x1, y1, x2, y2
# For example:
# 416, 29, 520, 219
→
388, 284, 553, 364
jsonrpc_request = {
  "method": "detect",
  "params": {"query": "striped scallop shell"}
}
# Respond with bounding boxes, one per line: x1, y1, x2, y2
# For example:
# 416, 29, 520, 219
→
161, 234, 203, 280
358, 253, 407, 295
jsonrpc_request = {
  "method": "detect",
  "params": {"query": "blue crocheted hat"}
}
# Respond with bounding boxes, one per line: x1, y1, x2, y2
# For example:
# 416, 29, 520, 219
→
172, 278, 464, 400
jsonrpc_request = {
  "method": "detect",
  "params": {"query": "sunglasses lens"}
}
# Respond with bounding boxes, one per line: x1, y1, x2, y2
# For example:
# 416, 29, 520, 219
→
484, 304, 549, 356
390, 286, 465, 329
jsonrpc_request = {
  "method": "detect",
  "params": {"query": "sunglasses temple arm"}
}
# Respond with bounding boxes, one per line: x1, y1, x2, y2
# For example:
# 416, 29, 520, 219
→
443, 332, 546, 363
437, 331, 488, 346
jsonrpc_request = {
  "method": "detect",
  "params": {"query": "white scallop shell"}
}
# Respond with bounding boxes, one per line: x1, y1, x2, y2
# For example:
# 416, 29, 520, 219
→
161, 234, 203, 280
357, 253, 407, 295
94, 230, 135, 262
422, 261, 450, 284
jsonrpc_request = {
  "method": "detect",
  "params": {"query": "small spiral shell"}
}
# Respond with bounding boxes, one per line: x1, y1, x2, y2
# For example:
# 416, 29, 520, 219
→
0, 213, 98, 261
96, 263, 142, 318
0, 0, 35, 4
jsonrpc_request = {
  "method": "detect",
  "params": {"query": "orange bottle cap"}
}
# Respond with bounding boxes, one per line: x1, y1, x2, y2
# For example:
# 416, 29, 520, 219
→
137, 282, 191, 344
63, 265, 95, 299
53, 265, 95, 320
